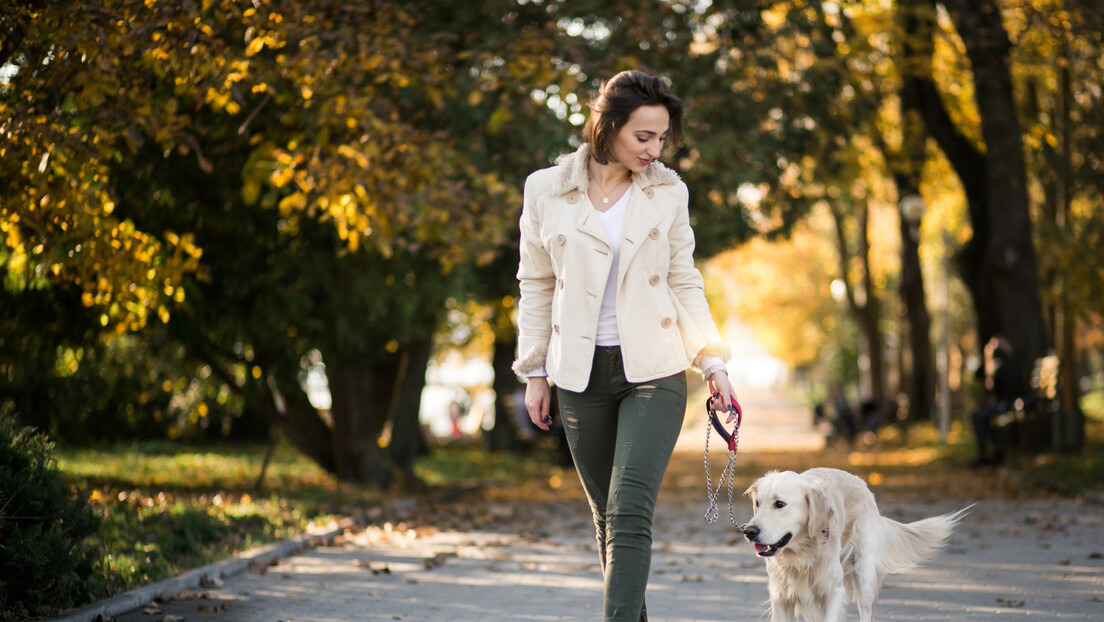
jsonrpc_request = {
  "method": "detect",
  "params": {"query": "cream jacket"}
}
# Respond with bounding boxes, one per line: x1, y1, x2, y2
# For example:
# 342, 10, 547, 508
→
512, 144, 730, 392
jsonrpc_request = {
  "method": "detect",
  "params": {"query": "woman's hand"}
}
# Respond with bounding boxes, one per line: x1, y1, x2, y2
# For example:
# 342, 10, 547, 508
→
708, 371, 740, 424
525, 377, 553, 431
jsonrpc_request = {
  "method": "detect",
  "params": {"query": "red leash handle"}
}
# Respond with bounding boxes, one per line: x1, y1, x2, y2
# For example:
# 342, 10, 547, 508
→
707, 392, 742, 452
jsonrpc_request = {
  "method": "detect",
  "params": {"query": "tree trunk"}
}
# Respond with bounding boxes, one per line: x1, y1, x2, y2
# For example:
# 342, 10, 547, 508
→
488, 334, 523, 452
327, 355, 396, 487
910, 0, 992, 347
1042, 48, 1084, 451
269, 378, 336, 473
941, 0, 1048, 369
197, 345, 337, 474
828, 201, 886, 403
898, 209, 936, 424
895, 0, 939, 425
388, 338, 432, 481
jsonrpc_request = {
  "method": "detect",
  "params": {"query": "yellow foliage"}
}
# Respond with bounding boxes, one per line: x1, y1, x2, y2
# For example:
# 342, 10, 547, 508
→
706, 206, 843, 367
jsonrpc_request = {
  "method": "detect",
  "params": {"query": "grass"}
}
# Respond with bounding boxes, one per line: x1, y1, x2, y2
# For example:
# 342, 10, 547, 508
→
57, 441, 352, 601
55, 439, 570, 607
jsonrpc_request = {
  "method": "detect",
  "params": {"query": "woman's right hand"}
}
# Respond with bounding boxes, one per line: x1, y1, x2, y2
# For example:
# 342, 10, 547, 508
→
525, 377, 553, 431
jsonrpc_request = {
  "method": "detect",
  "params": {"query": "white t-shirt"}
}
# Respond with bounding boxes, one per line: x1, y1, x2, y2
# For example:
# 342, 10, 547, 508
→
595, 186, 631, 346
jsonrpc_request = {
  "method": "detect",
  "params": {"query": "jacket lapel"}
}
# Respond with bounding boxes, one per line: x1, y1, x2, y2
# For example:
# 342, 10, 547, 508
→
549, 142, 679, 259
617, 184, 662, 286
575, 201, 611, 248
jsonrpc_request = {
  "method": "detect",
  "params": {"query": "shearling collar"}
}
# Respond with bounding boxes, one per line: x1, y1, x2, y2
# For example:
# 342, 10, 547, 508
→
549, 143, 681, 197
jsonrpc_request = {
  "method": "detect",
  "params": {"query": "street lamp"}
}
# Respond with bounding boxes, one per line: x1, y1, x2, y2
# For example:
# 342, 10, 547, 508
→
899, 194, 926, 239
897, 193, 940, 436
898, 193, 950, 442
937, 232, 952, 444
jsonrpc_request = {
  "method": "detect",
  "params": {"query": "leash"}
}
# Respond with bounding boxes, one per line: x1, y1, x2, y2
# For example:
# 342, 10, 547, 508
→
703, 392, 742, 526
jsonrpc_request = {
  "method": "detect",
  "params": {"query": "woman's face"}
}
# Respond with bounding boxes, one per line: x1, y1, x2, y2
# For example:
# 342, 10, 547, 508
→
610, 104, 670, 174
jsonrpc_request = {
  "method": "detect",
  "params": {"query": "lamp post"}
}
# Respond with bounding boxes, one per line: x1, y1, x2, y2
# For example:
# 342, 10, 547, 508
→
938, 232, 952, 443
898, 194, 936, 433
899, 195, 926, 241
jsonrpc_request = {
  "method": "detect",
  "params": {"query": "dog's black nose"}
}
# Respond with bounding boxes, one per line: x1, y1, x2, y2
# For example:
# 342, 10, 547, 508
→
743, 524, 760, 540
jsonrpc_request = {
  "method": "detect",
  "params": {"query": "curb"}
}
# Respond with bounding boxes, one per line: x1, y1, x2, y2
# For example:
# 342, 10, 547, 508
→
43, 523, 346, 622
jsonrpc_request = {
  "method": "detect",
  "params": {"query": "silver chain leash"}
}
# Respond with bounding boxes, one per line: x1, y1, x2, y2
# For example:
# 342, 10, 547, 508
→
703, 408, 740, 526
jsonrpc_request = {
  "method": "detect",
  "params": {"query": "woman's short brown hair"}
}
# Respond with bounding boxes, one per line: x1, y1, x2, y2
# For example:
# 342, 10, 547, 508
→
583, 70, 684, 165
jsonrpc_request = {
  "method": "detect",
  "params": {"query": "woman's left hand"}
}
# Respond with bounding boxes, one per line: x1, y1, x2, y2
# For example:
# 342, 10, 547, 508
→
708, 371, 740, 423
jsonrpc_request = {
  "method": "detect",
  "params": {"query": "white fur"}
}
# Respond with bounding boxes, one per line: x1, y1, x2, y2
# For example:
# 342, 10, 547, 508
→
742, 468, 970, 622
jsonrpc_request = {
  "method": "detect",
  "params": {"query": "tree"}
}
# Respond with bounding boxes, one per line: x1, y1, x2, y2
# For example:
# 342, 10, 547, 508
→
913, 0, 1048, 370
0, 1, 566, 484
1015, 0, 1104, 448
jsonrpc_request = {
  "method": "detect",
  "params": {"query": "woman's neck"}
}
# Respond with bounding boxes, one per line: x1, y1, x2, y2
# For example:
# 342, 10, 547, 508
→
588, 158, 631, 188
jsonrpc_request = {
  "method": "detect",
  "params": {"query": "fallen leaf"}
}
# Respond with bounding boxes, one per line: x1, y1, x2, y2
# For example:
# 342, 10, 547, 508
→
423, 552, 457, 569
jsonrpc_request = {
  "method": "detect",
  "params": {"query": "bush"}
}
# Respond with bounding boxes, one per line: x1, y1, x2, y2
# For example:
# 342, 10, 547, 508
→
0, 412, 100, 621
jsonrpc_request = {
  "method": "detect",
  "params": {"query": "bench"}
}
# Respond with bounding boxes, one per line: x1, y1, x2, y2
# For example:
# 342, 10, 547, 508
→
992, 354, 1060, 454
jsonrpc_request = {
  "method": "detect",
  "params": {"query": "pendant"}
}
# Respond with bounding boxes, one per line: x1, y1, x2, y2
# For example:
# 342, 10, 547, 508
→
602, 197, 609, 204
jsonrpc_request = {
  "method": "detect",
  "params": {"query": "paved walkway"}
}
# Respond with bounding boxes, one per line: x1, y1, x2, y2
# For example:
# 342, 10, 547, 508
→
65, 384, 1104, 622
106, 492, 1104, 621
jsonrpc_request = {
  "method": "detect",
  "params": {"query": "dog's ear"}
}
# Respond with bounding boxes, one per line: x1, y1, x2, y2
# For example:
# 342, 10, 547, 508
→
744, 479, 759, 504
745, 469, 780, 501
805, 486, 833, 538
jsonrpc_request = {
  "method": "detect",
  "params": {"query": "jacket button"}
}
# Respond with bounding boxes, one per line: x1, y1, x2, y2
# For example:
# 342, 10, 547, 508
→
648, 275, 660, 286
649, 228, 659, 239
558, 278, 565, 290
556, 234, 566, 245
644, 188, 655, 199
567, 194, 578, 204
553, 324, 560, 334
660, 317, 673, 329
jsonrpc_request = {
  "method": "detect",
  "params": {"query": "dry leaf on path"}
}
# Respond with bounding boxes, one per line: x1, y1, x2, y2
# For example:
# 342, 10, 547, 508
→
423, 552, 458, 569
996, 597, 1026, 608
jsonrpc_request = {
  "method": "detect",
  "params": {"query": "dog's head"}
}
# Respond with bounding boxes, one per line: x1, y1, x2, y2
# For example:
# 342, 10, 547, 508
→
742, 470, 832, 558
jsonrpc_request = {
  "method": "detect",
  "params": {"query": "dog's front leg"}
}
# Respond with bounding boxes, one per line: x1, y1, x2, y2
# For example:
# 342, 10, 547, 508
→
769, 597, 797, 622
821, 583, 848, 622
766, 565, 798, 622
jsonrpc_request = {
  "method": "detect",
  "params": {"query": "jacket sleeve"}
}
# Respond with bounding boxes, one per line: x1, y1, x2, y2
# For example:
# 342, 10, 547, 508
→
512, 173, 554, 380
666, 182, 731, 370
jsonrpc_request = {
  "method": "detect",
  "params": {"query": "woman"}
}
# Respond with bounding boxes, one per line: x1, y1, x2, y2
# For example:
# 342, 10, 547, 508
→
512, 70, 738, 621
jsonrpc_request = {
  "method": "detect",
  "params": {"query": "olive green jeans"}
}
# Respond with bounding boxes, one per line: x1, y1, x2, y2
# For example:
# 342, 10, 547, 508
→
557, 346, 687, 622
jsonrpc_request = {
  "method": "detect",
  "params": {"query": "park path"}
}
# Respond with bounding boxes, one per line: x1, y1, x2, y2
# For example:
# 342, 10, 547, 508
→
675, 382, 826, 455
89, 382, 1104, 622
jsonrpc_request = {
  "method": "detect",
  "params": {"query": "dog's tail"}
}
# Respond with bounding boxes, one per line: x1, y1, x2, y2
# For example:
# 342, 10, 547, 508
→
880, 505, 972, 574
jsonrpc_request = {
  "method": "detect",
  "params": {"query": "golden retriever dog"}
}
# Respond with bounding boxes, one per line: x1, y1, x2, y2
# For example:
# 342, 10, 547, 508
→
743, 468, 969, 622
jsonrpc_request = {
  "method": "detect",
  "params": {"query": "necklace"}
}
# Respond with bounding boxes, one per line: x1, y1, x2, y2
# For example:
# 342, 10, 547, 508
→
589, 172, 630, 205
